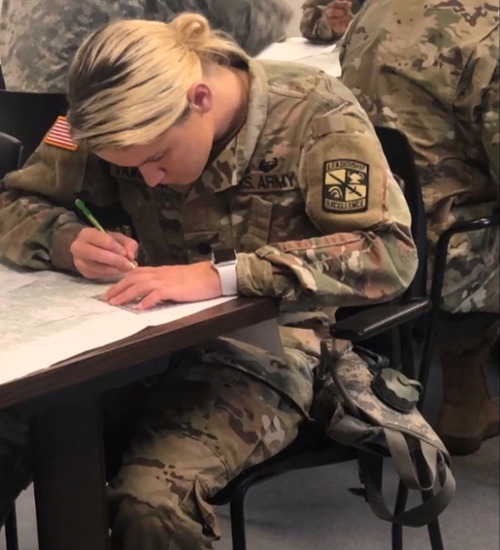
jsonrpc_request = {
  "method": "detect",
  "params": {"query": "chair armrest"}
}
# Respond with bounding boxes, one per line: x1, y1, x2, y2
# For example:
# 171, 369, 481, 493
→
330, 299, 431, 341
430, 214, 499, 305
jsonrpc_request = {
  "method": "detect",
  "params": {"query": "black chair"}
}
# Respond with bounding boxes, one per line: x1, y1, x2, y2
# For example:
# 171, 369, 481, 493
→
417, 214, 499, 407
389, 210, 499, 550
0, 132, 23, 180
0, 90, 68, 165
209, 127, 445, 550
0, 132, 23, 550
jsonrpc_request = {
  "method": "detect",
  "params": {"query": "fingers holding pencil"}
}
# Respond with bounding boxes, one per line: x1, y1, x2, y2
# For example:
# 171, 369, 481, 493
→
73, 199, 138, 279
70, 228, 138, 279
75, 198, 137, 268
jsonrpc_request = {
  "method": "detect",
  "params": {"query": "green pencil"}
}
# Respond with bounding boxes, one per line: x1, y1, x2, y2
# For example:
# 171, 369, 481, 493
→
75, 198, 136, 269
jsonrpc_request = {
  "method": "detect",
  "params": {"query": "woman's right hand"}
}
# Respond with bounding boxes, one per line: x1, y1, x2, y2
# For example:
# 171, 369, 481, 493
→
324, 0, 353, 35
70, 227, 138, 279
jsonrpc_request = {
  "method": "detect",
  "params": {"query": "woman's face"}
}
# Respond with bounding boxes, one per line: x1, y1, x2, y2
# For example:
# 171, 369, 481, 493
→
96, 86, 216, 187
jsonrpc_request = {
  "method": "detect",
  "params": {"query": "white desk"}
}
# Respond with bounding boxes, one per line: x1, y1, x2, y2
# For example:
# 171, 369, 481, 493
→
257, 37, 341, 78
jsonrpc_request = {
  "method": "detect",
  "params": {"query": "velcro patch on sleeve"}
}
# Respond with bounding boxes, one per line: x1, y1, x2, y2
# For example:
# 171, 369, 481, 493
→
322, 159, 369, 213
43, 116, 79, 151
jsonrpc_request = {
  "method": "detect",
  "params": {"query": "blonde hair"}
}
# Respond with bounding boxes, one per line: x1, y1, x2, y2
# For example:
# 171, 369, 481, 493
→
67, 14, 249, 150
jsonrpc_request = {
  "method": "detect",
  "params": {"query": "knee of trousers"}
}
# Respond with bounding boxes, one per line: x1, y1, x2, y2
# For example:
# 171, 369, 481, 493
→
108, 447, 225, 549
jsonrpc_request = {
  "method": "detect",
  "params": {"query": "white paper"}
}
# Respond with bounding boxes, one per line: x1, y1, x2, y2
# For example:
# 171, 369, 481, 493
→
0, 270, 40, 296
0, 263, 233, 386
257, 37, 337, 61
295, 49, 342, 78
257, 37, 341, 78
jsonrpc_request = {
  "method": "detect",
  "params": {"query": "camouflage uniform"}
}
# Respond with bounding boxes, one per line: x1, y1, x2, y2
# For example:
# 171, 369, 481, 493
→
0, 0, 292, 92
0, 61, 417, 547
340, 0, 499, 315
300, 0, 366, 43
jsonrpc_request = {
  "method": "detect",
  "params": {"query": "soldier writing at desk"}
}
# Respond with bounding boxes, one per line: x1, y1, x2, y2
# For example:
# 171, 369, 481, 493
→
0, 14, 417, 548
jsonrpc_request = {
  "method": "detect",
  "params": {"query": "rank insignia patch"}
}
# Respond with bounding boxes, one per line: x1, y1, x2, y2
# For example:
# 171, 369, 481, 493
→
322, 159, 369, 213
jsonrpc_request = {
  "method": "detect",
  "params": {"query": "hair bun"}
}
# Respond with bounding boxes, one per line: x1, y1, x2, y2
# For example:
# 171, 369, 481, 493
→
171, 13, 211, 51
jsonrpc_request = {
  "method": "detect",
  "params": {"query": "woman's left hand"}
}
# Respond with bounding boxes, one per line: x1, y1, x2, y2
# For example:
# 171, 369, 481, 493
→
104, 262, 222, 310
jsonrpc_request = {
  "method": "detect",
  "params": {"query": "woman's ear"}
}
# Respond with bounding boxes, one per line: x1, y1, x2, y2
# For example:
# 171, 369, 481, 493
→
186, 82, 213, 114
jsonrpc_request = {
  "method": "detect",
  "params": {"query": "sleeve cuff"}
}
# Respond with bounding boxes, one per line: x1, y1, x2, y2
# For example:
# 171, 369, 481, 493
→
50, 223, 85, 273
236, 253, 294, 298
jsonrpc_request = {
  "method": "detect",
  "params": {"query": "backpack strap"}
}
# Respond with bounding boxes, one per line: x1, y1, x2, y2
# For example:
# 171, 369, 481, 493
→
359, 438, 456, 527
384, 428, 436, 491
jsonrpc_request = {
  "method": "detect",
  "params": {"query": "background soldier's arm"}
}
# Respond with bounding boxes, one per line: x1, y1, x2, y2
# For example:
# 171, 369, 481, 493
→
0, 143, 118, 271
480, 67, 499, 189
236, 99, 418, 308
455, 39, 499, 197
300, 0, 337, 43
300, 0, 366, 44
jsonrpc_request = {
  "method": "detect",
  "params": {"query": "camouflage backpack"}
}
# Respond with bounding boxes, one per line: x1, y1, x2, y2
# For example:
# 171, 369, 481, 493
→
312, 343, 455, 527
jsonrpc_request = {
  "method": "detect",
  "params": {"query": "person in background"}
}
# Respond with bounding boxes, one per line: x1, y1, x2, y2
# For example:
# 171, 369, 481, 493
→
340, 0, 499, 455
0, 13, 418, 547
0, 0, 292, 92
300, 0, 365, 43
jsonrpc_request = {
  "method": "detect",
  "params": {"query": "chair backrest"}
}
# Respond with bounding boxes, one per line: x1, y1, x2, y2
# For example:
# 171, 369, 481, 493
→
0, 90, 68, 165
0, 66, 5, 91
374, 126, 427, 300
0, 132, 23, 180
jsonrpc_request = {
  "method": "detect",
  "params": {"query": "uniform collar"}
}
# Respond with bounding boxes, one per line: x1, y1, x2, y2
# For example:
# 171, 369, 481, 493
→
187, 60, 270, 201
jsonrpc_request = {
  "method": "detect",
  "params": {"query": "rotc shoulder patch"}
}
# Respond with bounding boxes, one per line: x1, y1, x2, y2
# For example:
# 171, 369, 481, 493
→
322, 159, 369, 214
43, 116, 79, 151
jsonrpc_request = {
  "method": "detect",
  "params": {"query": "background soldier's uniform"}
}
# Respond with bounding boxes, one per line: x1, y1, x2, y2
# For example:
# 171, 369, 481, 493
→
0, 61, 417, 547
0, 0, 292, 92
300, 0, 366, 43
339, 0, 499, 455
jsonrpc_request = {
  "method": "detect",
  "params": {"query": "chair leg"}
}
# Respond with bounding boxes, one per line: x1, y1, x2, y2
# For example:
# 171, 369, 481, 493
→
391, 482, 408, 550
5, 503, 19, 550
417, 458, 445, 550
391, 456, 445, 550
426, 517, 445, 550
230, 488, 249, 550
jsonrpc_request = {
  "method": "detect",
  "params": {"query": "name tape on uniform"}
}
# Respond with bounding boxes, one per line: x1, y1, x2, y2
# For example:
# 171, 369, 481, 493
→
240, 172, 298, 194
110, 165, 144, 182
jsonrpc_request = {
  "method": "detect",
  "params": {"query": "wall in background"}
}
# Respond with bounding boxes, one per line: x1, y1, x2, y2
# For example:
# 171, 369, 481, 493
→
285, 0, 304, 37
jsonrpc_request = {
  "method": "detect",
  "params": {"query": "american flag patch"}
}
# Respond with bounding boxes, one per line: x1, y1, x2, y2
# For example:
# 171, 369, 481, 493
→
43, 116, 79, 151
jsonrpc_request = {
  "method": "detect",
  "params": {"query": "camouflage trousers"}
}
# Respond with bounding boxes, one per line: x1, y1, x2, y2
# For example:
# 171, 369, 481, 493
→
429, 205, 499, 315
107, 340, 312, 550
0, 336, 315, 549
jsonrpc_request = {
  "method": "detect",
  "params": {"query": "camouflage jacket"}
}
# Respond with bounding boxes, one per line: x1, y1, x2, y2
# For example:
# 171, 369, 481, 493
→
300, 0, 366, 43
339, 0, 499, 314
0, 0, 292, 92
340, 0, 499, 240
0, 61, 417, 399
